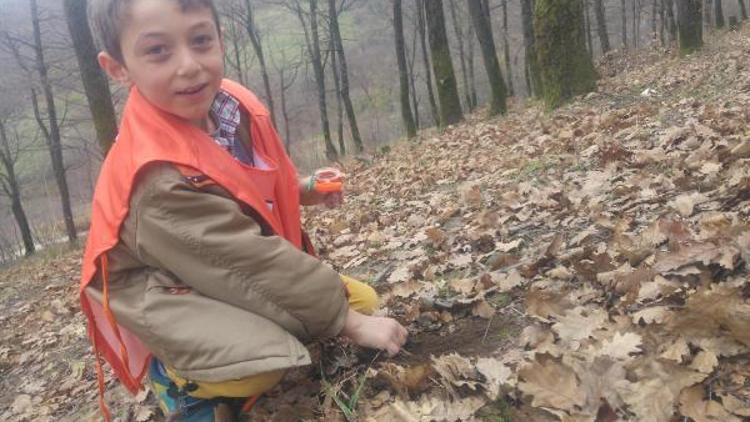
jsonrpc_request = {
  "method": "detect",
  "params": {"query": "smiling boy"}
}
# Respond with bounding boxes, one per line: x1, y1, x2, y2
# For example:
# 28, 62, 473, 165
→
80, 0, 407, 420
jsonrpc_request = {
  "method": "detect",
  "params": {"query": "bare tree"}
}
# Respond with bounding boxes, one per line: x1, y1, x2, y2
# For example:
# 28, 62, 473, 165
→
621, 0, 628, 47
0, 118, 35, 256
328, 0, 364, 152
241, 0, 278, 128
4, 0, 77, 243
534, 0, 597, 108
284, 0, 338, 160
424, 0, 463, 126
714, 0, 726, 27
521, 0, 541, 97
63, 0, 118, 155
593, 0, 610, 53
416, 0, 441, 127
676, 0, 703, 54
447, 0, 474, 111
393, 0, 417, 139
467, 0, 507, 116
271, 49, 303, 153
499, 0, 514, 97
739, 0, 748, 20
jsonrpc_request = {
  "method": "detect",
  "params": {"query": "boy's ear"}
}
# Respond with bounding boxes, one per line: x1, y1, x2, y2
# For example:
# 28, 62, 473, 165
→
97, 52, 131, 86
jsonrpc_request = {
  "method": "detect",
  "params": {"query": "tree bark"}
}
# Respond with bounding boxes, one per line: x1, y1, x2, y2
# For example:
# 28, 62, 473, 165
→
500, 0, 514, 97
424, 0, 463, 126
665, 0, 677, 40
299, 0, 337, 161
714, 0, 725, 27
739, 0, 748, 20
328, 0, 363, 153
63, 0, 118, 155
393, 0, 417, 139
328, 22, 345, 155
534, 0, 597, 109
467, 0, 507, 116
0, 121, 34, 256
417, 0, 441, 127
447, 0, 472, 111
583, 0, 593, 56
408, 23, 421, 128
243, 0, 277, 129
676, 0, 703, 54
466, 16, 478, 108
521, 0, 541, 97
621, 0, 628, 47
593, 0, 611, 53
30, 0, 77, 243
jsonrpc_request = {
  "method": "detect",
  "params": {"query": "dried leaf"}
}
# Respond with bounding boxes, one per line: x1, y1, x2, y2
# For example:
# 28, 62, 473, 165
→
518, 354, 586, 411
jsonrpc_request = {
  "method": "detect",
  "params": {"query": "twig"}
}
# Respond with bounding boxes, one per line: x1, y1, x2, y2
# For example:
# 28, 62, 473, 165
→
482, 314, 495, 343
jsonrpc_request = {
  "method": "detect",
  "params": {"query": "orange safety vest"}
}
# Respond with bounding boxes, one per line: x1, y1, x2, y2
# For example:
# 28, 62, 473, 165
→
79, 80, 305, 406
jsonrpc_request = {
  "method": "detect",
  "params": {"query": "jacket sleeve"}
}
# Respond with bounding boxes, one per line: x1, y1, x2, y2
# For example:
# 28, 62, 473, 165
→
130, 164, 349, 342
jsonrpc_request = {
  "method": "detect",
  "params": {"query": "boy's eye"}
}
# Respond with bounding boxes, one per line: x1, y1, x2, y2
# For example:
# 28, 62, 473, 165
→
145, 45, 167, 56
193, 35, 213, 46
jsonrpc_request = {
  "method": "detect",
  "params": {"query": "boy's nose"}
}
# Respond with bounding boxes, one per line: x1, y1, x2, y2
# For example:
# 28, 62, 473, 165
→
176, 49, 201, 78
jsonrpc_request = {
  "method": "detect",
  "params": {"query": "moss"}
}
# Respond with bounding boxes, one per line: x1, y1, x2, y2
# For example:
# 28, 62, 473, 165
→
533, 0, 597, 109
475, 397, 514, 421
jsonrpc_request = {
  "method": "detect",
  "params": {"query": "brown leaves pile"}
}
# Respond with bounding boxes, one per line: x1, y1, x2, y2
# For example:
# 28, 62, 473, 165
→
304, 26, 750, 422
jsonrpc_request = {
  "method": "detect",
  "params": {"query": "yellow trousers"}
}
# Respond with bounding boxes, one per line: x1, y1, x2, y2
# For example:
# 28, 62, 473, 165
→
165, 275, 378, 399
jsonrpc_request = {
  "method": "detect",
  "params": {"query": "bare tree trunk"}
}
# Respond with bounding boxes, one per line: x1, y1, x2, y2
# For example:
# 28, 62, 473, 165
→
500, 0, 514, 97
30, 0, 76, 243
534, 0, 597, 108
226, 17, 248, 86
739, 0, 749, 20
408, 23, 421, 128
328, 0, 363, 153
466, 10, 478, 108
468, 0, 507, 116
243, 0, 277, 128
279, 70, 291, 152
417, 0, 441, 127
296, 0, 337, 161
665, 0, 677, 40
393, 0, 417, 139
521, 0, 541, 97
715, 0, 725, 27
584, 0, 593, 56
447, 0, 472, 111
651, 0, 658, 37
63, 0, 118, 155
0, 121, 34, 256
424, 0, 464, 126
676, 0, 703, 54
621, 0, 628, 47
632, 0, 640, 48
593, 0, 611, 53
704, 0, 713, 28
328, 17, 345, 155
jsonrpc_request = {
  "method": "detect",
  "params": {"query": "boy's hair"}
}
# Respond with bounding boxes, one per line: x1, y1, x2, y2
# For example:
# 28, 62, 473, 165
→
88, 0, 221, 64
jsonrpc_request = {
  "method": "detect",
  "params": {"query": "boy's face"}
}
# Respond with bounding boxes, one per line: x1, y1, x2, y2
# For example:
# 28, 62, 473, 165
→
99, 0, 224, 129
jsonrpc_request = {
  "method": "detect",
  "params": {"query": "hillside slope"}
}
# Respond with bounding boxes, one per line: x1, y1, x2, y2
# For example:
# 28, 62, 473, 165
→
1, 26, 749, 422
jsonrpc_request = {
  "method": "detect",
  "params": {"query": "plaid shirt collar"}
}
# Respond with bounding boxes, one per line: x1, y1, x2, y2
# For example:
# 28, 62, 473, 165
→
209, 89, 241, 150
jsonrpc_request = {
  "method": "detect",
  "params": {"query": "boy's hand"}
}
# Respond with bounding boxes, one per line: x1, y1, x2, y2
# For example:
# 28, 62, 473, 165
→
299, 168, 344, 208
340, 309, 408, 357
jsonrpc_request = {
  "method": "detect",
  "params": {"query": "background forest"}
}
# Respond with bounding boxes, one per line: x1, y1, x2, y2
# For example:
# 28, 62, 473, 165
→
0, 0, 746, 259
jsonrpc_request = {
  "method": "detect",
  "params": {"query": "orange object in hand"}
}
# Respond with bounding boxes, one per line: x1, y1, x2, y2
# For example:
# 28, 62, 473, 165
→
313, 168, 344, 193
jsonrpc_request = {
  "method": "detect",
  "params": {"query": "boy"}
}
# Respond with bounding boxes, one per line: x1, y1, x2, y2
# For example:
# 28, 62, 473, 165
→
79, 0, 408, 420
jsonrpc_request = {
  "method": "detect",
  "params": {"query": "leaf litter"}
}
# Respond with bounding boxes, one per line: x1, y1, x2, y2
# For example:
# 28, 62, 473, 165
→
2, 27, 750, 422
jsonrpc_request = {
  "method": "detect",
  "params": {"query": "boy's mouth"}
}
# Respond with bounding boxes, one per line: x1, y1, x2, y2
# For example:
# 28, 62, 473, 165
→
176, 83, 208, 96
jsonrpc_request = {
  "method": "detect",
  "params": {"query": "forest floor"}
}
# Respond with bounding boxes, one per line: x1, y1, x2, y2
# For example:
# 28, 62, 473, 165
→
2, 26, 750, 422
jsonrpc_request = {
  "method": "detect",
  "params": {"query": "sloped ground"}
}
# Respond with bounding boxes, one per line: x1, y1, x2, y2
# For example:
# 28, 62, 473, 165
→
2, 26, 750, 421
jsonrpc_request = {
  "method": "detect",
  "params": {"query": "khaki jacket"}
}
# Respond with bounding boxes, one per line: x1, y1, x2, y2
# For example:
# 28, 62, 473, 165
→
86, 163, 348, 383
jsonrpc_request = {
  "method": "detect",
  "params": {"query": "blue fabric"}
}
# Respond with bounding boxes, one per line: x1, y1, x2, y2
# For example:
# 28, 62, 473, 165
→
149, 358, 234, 421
